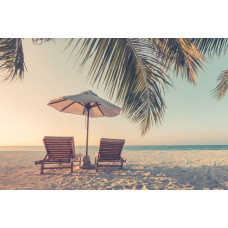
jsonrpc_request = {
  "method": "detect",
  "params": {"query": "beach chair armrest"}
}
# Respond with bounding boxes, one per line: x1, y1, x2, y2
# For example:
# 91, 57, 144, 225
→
35, 160, 40, 165
70, 154, 82, 163
121, 158, 126, 162
35, 155, 48, 165
35, 159, 48, 165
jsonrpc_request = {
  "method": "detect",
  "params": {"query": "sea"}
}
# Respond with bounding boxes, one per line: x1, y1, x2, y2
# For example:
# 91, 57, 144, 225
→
0, 145, 227, 153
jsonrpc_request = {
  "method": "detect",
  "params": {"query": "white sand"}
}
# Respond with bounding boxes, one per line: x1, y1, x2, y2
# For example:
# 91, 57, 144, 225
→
1, 149, 228, 190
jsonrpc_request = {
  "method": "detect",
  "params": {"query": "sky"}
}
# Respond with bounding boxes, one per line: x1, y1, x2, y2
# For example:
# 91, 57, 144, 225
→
0, 39, 227, 146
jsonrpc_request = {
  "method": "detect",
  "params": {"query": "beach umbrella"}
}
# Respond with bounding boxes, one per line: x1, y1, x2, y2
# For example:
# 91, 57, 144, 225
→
48, 90, 121, 168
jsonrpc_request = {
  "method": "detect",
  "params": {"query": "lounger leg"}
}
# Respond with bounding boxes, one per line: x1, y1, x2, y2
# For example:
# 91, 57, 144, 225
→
121, 161, 123, 170
79, 157, 81, 168
96, 162, 98, 172
41, 164, 44, 174
71, 162, 73, 173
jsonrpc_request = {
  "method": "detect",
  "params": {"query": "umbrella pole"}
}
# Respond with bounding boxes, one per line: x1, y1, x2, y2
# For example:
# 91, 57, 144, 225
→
81, 107, 94, 169
86, 109, 89, 156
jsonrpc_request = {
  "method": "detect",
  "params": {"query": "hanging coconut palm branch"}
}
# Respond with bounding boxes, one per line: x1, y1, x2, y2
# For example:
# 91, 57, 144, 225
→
213, 70, 228, 99
0, 38, 25, 81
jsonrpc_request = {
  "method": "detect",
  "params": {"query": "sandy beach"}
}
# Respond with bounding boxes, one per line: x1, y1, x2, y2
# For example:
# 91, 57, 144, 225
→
1, 148, 228, 190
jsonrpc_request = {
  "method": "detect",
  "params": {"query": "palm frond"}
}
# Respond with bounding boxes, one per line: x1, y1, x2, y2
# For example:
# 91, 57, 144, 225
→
213, 70, 228, 99
151, 38, 205, 84
191, 38, 228, 57
192, 38, 228, 99
66, 38, 171, 135
32, 38, 55, 45
0, 38, 26, 81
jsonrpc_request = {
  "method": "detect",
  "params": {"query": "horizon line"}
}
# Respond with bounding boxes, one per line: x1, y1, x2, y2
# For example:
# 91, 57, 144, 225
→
0, 144, 228, 147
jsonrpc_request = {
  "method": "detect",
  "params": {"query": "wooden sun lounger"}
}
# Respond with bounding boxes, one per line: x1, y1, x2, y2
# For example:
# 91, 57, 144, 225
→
95, 138, 126, 172
35, 136, 82, 174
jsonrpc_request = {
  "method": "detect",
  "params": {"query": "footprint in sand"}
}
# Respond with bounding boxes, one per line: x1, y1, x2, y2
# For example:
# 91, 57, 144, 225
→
105, 187, 112, 190
134, 184, 144, 190
112, 185, 124, 190
123, 184, 135, 189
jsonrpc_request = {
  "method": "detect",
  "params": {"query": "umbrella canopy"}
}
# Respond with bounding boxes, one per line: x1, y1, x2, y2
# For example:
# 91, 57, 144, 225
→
48, 90, 121, 117
48, 90, 121, 167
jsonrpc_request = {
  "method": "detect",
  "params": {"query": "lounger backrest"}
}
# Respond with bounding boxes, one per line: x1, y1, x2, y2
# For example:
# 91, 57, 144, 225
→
43, 136, 76, 160
98, 138, 125, 160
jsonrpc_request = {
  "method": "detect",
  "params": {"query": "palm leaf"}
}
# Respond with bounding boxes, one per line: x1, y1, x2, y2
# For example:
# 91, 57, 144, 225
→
0, 38, 56, 80
192, 38, 228, 98
66, 38, 208, 134
191, 38, 228, 57
66, 38, 171, 135
0, 38, 25, 81
213, 70, 228, 99
151, 38, 205, 84
32, 38, 55, 45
